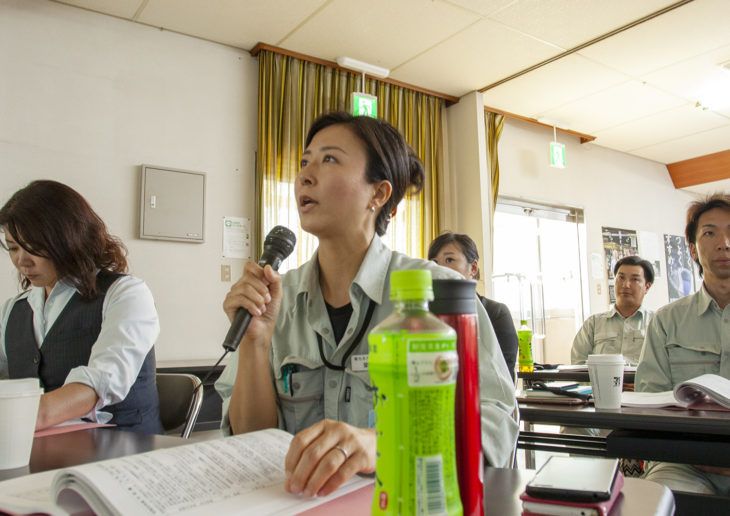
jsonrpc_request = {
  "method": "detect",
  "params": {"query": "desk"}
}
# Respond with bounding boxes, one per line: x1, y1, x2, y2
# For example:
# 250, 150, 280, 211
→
519, 403, 730, 467
2, 428, 675, 515
0, 428, 185, 481
301, 467, 675, 516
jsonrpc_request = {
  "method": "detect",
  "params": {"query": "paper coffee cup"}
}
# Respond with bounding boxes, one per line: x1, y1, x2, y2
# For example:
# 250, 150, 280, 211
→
586, 354, 624, 410
0, 378, 42, 469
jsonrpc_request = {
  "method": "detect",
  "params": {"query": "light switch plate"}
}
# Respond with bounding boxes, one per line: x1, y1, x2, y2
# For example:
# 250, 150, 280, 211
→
221, 264, 231, 282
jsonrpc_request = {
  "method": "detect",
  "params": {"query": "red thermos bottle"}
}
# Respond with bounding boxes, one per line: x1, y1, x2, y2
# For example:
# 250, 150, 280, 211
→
430, 279, 483, 516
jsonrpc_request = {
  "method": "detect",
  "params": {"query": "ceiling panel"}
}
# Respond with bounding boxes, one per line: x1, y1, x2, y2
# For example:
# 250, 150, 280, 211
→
281, 0, 478, 70
579, 0, 730, 76
642, 44, 730, 116
136, 0, 328, 50
592, 104, 729, 153
629, 124, 730, 163
444, 0, 516, 17
539, 80, 686, 133
55, 0, 143, 19
488, 0, 675, 49
481, 54, 628, 120
392, 17, 561, 97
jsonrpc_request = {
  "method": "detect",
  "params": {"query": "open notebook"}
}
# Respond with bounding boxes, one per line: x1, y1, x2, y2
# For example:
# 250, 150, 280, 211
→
622, 373, 730, 410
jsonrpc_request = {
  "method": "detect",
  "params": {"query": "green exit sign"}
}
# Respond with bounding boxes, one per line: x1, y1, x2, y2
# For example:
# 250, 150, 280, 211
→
351, 92, 377, 118
550, 141, 566, 168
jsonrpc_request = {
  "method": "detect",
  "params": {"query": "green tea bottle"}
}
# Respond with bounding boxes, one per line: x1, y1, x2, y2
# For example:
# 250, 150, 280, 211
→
368, 269, 462, 516
517, 319, 534, 373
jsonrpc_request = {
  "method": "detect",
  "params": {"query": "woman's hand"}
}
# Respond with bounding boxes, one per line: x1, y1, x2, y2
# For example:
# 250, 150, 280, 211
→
222, 262, 282, 347
284, 419, 376, 497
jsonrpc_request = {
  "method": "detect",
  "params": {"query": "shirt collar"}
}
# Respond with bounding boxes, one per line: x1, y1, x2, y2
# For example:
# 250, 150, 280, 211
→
292, 234, 392, 307
608, 304, 648, 320
26, 277, 77, 313
696, 283, 718, 315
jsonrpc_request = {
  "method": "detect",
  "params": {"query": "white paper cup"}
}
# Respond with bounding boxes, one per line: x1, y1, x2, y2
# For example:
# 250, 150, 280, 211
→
0, 378, 42, 469
587, 354, 624, 410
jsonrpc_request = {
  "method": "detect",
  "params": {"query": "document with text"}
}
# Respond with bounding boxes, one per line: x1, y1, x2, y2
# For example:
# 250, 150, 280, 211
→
0, 428, 373, 516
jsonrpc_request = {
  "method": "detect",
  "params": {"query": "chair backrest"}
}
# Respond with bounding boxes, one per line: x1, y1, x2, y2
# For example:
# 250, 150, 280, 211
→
156, 373, 204, 438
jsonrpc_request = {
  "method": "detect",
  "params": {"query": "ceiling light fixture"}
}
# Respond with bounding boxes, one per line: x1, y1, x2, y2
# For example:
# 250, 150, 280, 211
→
335, 56, 390, 79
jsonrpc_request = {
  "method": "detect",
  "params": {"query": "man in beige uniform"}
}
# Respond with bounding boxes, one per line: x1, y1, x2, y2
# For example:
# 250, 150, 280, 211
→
572, 256, 654, 366
636, 193, 730, 495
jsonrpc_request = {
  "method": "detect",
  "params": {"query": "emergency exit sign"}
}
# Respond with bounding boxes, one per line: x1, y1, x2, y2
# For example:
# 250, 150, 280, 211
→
351, 92, 377, 118
550, 141, 566, 168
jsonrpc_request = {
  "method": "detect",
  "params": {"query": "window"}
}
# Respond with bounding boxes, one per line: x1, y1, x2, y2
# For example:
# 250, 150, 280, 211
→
492, 197, 588, 364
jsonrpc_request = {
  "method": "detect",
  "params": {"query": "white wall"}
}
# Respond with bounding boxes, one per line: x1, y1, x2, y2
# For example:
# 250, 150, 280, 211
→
0, 0, 258, 362
498, 117, 697, 315
443, 92, 492, 296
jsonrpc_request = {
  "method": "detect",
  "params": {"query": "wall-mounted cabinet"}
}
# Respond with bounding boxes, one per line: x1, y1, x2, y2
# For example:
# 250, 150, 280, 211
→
140, 165, 206, 243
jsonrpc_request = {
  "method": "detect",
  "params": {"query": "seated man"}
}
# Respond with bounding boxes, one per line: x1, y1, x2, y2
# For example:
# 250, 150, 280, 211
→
572, 256, 654, 366
636, 193, 730, 495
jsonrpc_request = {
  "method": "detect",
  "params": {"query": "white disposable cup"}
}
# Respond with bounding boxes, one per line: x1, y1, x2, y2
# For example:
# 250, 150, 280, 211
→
587, 354, 624, 410
0, 378, 42, 469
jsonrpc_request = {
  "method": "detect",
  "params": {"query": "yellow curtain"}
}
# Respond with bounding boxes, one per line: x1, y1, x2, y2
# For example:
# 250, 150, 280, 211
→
484, 111, 505, 215
256, 50, 442, 269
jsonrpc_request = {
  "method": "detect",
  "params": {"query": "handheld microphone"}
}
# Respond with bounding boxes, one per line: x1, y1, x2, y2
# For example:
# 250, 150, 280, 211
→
222, 225, 296, 352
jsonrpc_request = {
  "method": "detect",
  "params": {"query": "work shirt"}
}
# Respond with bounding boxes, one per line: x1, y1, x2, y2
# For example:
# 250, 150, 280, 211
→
0, 274, 160, 423
636, 285, 730, 392
571, 305, 653, 366
216, 234, 519, 467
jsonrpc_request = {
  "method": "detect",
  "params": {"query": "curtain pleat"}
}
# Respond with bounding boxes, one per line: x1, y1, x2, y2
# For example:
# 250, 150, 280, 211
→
256, 50, 443, 268
484, 111, 505, 257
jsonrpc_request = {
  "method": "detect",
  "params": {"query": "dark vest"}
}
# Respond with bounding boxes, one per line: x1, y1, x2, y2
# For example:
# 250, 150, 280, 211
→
6, 273, 163, 434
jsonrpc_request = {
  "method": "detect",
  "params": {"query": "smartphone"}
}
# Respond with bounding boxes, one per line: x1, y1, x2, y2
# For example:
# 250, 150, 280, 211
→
525, 456, 619, 502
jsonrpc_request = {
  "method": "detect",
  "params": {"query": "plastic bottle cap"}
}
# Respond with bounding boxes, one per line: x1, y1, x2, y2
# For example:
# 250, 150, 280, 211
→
390, 269, 433, 301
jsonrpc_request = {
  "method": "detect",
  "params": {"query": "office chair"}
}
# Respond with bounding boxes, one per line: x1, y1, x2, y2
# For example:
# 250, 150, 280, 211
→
156, 373, 204, 438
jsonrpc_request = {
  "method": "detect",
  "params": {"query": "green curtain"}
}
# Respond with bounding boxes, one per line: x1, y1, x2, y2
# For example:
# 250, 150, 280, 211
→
256, 49, 443, 265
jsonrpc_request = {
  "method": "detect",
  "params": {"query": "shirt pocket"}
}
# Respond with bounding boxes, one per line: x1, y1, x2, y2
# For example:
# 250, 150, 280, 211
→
594, 332, 619, 355
625, 329, 646, 363
278, 367, 325, 433
666, 342, 720, 384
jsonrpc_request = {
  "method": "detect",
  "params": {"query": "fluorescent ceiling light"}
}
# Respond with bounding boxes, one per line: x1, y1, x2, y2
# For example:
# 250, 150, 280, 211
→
336, 56, 389, 78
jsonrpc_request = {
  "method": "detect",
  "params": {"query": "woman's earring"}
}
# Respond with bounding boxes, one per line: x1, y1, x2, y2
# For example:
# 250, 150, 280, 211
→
370, 205, 375, 213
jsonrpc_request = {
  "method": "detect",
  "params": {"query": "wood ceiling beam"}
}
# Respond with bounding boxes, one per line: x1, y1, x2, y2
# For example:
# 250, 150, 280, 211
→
484, 105, 596, 143
667, 149, 730, 188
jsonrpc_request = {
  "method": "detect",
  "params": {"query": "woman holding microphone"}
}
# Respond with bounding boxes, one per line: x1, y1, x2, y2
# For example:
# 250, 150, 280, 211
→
216, 112, 517, 498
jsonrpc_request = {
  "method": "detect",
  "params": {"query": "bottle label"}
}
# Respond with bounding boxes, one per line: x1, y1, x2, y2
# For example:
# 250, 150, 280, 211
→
407, 339, 458, 387
369, 330, 462, 515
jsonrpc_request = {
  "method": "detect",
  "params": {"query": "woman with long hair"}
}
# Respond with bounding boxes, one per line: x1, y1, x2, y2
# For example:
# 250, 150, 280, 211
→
0, 180, 162, 433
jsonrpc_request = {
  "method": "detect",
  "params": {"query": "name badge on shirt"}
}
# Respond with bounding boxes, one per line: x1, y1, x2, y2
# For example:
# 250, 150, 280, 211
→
351, 354, 368, 372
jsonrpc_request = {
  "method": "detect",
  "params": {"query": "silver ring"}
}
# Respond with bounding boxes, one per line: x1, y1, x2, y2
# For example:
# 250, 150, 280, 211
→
334, 445, 348, 460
